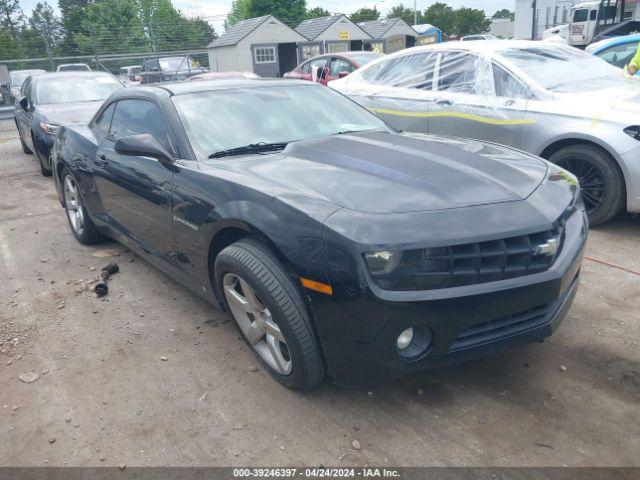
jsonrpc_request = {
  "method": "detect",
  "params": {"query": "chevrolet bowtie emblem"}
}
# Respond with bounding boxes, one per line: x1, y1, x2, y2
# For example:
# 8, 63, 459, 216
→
534, 237, 559, 256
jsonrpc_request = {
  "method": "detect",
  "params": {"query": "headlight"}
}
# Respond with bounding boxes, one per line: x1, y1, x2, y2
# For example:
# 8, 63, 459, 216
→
40, 122, 61, 135
624, 126, 640, 141
363, 251, 401, 275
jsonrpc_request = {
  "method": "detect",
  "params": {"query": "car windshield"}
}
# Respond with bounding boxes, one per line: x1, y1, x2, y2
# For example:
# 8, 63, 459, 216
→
348, 54, 384, 66
173, 84, 386, 157
159, 57, 197, 71
37, 76, 121, 104
498, 46, 625, 92
10, 71, 38, 87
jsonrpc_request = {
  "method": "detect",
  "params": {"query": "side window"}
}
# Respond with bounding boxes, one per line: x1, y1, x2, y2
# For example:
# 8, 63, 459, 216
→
21, 77, 31, 98
300, 61, 311, 74
589, 9, 597, 21
493, 64, 531, 99
329, 58, 354, 77
93, 103, 116, 137
573, 9, 588, 22
437, 52, 477, 94
309, 57, 327, 71
598, 42, 639, 68
361, 52, 438, 89
109, 100, 172, 152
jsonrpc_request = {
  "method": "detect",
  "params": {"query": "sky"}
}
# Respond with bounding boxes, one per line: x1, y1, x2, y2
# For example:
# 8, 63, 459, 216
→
17, 0, 515, 34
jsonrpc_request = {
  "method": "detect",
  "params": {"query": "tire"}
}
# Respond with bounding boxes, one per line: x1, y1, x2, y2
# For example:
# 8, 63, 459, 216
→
16, 122, 32, 154
215, 238, 324, 390
60, 167, 104, 245
32, 133, 52, 177
549, 145, 625, 226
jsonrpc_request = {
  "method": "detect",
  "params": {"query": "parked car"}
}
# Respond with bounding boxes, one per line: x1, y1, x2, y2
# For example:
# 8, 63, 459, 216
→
284, 52, 383, 85
188, 71, 259, 81
15, 71, 122, 176
587, 33, 640, 75
118, 65, 142, 85
52, 79, 586, 389
140, 56, 207, 84
330, 40, 640, 226
461, 34, 498, 41
56, 63, 91, 72
6, 69, 46, 104
0, 65, 10, 105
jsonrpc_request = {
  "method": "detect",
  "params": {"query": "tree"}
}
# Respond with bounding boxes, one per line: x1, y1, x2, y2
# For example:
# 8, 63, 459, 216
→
0, 0, 23, 40
225, 0, 252, 28
304, 6, 329, 20
74, 0, 149, 55
249, 0, 307, 28
349, 7, 380, 24
388, 4, 422, 25
454, 7, 491, 36
58, 0, 91, 55
493, 9, 514, 20
423, 2, 455, 34
29, 2, 61, 61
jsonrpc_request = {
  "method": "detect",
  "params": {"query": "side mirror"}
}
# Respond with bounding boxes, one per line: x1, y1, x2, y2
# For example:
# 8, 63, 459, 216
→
338, 70, 350, 78
19, 96, 29, 111
114, 134, 173, 164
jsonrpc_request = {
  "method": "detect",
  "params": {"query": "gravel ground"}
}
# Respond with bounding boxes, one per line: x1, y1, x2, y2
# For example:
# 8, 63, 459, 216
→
1, 120, 639, 467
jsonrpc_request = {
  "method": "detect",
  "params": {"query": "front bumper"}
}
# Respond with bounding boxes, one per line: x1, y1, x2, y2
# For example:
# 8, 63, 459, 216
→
619, 145, 640, 213
309, 206, 587, 385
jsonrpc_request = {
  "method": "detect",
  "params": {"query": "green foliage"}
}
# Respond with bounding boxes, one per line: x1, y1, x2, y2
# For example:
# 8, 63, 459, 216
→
454, 7, 491, 36
304, 6, 329, 20
0, 0, 23, 39
349, 7, 380, 24
423, 2, 456, 35
249, 0, 306, 28
388, 4, 423, 25
226, 0, 252, 28
493, 9, 515, 20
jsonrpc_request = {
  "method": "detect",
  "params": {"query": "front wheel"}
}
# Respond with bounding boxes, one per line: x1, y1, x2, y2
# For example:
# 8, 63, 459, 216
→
550, 145, 625, 226
61, 168, 103, 244
215, 239, 324, 390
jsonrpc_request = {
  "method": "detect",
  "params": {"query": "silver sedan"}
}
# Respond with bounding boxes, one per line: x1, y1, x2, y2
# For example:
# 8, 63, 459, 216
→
330, 40, 640, 225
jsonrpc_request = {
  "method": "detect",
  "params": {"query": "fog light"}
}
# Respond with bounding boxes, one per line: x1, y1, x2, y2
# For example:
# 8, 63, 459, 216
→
396, 327, 414, 350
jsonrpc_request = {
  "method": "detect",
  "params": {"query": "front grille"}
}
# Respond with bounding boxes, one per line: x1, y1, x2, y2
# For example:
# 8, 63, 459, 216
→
373, 222, 565, 291
448, 303, 551, 352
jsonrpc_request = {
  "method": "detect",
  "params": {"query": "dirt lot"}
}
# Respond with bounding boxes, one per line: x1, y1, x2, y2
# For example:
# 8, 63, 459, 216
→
0, 119, 639, 468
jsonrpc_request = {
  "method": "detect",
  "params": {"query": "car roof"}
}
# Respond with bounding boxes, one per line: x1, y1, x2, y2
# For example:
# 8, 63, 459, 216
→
123, 78, 313, 97
35, 71, 114, 81
387, 39, 567, 55
591, 33, 640, 52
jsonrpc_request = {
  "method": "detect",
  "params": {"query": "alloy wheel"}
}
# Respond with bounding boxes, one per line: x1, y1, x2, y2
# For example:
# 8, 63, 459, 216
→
555, 156, 605, 216
223, 273, 293, 375
64, 175, 85, 235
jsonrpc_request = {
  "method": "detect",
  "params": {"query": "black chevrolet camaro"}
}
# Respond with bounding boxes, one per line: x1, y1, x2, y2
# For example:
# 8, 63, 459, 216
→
52, 79, 588, 389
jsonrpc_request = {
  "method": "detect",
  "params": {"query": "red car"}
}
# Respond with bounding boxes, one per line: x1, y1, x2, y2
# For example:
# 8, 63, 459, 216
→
283, 52, 383, 85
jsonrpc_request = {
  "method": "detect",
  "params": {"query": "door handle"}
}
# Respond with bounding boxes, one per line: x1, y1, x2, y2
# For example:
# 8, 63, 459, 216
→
95, 154, 107, 167
435, 99, 453, 106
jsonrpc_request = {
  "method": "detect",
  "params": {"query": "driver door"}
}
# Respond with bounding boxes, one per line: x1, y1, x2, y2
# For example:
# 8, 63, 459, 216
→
93, 98, 176, 262
428, 52, 529, 148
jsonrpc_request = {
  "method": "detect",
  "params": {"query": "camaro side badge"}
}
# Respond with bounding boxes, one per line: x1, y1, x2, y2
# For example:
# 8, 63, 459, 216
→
534, 238, 559, 257
173, 215, 199, 231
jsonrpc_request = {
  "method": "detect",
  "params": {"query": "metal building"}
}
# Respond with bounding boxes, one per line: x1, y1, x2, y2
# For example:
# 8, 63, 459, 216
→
357, 18, 418, 53
295, 15, 372, 62
207, 15, 306, 77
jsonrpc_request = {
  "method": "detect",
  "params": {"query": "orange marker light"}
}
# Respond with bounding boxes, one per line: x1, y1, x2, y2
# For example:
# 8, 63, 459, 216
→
300, 277, 333, 295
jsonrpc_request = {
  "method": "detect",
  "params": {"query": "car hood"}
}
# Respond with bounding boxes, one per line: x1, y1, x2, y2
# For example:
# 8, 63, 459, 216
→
207, 131, 548, 214
38, 101, 104, 126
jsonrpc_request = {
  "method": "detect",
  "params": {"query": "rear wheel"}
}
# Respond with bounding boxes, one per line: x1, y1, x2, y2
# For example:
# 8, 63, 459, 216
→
549, 145, 625, 226
61, 168, 103, 245
215, 238, 324, 390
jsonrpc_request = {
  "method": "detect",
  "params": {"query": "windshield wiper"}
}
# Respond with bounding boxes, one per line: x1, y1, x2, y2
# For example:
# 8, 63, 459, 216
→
209, 142, 288, 159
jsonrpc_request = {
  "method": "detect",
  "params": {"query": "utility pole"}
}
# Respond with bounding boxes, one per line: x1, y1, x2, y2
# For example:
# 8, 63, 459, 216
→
531, 0, 538, 39
414, 0, 418, 25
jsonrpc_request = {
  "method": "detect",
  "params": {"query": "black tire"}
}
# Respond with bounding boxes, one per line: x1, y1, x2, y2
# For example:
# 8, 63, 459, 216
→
549, 145, 625, 226
32, 133, 52, 177
16, 122, 32, 154
215, 238, 324, 390
60, 167, 104, 245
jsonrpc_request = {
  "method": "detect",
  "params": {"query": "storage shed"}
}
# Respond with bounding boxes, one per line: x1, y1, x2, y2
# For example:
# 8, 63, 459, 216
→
358, 18, 418, 54
412, 23, 443, 45
295, 15, 372, 62
207, 15, 307, 77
